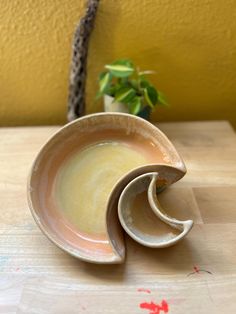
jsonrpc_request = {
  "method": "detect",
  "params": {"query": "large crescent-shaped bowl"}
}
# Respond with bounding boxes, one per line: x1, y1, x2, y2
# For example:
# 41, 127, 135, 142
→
27, 113, 186, 264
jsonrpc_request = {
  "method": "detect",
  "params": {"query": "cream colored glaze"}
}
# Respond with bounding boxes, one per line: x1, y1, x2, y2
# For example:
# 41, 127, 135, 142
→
127, 190, 180, 242
54, 140, 155, 235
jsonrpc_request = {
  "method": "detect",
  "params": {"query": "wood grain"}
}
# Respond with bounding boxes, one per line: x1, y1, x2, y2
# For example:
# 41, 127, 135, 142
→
0, 121, 236, 313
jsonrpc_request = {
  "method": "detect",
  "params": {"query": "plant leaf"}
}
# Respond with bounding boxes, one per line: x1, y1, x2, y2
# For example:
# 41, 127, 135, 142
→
105, 60, 134, 78
144, 86, 158, 107
129, 97, 141, 115
140, 78, 151, 88
130, 79, 138, 89
105, 65, 134, 78
139, 70, 156, 75
106, 86, 116, 97
99, 72, 112, 93
115, 87, 136, 103
112, 59, 133, 67
158, 91, 169, 106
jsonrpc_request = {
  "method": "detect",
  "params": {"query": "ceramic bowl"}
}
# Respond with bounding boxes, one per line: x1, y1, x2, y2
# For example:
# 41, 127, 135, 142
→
118, 172, 193, 248
27, 113, 186, 264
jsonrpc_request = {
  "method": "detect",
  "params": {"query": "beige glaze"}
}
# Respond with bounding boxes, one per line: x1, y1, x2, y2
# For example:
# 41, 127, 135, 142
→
118, 172, 193, 248
127, 190, 179, 242
55, 141, 150, 234
28, 113, 186, 263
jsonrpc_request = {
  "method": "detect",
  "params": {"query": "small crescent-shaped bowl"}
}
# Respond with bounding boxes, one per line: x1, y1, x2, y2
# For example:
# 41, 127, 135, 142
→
27, 113, 186, 264
118, 172, 193, 248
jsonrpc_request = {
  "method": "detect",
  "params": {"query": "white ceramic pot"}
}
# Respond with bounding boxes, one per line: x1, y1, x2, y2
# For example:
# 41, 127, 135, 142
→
104, 95, 129, 113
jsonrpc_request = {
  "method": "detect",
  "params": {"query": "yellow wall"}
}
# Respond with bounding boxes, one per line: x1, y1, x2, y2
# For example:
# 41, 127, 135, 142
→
1, 0, 236, 127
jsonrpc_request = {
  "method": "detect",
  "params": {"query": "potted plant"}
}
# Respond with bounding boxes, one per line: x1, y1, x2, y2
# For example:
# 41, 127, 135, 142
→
96, 59, 167, 120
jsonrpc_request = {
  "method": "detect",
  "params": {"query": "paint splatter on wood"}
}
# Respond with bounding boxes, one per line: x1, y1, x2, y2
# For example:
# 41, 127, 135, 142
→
187, 265, 212, 276
193, 266, 200, 273
140, 300, 169, 314
138, 288, 151, 294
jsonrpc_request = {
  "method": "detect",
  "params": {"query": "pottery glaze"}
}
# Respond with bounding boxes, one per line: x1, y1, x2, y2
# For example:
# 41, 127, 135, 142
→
118, 171, 193, 248
55, 142, 149, 235
28, 113, 186, 263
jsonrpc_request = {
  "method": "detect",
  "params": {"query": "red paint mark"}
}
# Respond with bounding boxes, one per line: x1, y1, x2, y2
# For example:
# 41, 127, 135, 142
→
193, 265, 200, 273
15, 267, 20, 271
187, 265, 212, 276
138, 288, 151, 294
140, 300, 169, 314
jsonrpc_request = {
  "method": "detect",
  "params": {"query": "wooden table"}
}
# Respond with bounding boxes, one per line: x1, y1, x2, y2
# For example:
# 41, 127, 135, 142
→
1, 121, 236, 314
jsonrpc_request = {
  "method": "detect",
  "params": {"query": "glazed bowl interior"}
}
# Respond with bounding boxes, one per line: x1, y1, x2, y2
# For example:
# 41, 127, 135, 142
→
28, 113, 186, 263
118, 172, 190, 248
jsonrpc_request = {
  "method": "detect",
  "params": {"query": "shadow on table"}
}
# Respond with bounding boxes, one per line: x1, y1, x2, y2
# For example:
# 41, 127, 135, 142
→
126, 234, 199, 275
77, 233, 198, 282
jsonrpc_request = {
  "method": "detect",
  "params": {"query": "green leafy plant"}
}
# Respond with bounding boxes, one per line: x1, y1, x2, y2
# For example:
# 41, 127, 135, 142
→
97, 59, 168, 116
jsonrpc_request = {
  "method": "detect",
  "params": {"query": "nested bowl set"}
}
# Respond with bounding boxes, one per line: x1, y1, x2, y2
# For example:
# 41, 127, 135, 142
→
28, 113, 193, 264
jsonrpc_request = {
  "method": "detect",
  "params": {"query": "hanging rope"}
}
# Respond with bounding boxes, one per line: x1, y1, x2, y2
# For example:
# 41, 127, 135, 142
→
67, 0, 100, 121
